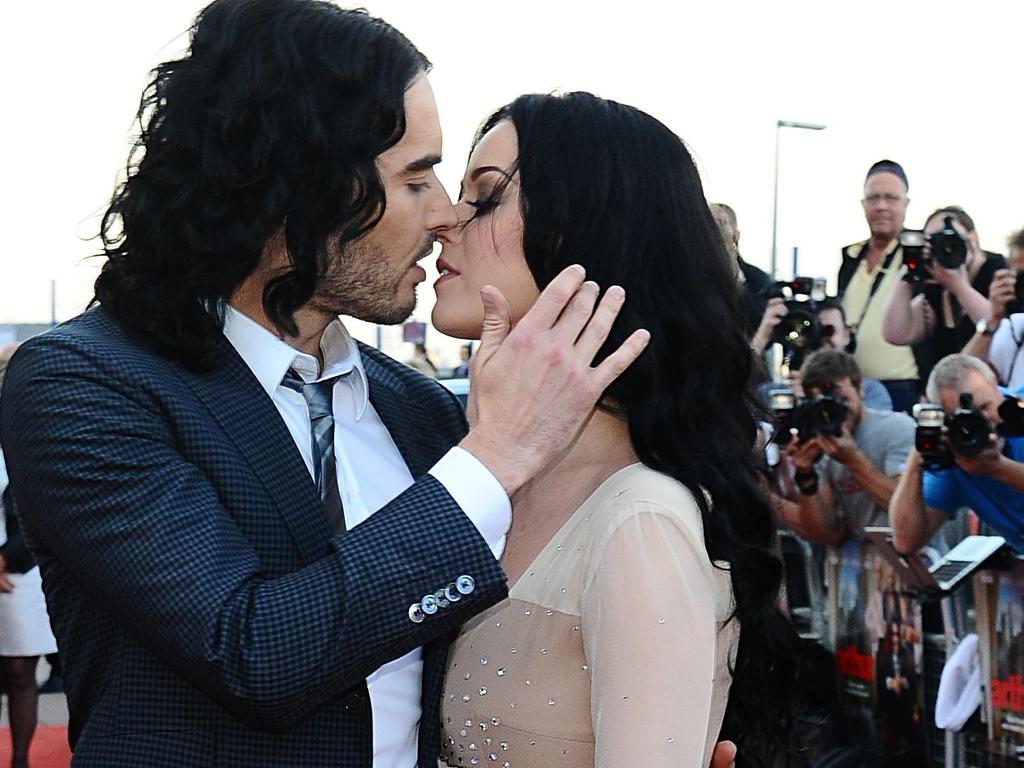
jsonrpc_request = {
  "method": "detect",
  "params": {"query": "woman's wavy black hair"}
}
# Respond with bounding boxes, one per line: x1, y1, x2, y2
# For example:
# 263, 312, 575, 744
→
473, 93, 797, 765
93, 0, 429, 369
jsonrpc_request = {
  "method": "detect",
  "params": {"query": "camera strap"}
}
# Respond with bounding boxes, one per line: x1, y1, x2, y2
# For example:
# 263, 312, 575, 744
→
850, 242, 900, 332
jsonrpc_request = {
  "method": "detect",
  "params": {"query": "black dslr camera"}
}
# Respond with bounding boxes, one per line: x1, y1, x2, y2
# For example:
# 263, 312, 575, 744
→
901, 215, 968, 283
767, 276, 827, 370
912, 395, 989, 470
1004, 271, 1024, 316
769, 382, 849, 446
946, 393, 993, 458
915, 394, 1024, 470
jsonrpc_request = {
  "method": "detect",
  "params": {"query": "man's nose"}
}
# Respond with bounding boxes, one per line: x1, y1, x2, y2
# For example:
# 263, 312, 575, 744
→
428, 187, 459, 240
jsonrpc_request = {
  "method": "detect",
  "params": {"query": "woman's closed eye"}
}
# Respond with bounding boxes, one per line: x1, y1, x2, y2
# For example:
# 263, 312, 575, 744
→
466, 193, 500, 216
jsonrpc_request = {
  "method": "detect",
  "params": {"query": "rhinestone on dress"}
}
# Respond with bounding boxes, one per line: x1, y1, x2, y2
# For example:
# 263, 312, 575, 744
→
545, 610, 553, 616
491, 717, 501, 725
547, 698, 555, 705
466, 720, 473, 727
489, 754, 498, 761
500, 741, 509, 750
658, 618, 666, 624
461, 729, 468, 737
469, 743, 477, 750
471, 757, 479, 765
479, 687, 488, 695
497, 668, 506, 676
556, 545, 563, 551
541, 649, 548, 655
481, 657, 489, 666
463, 694, 471, 702
464, 672, 471, 680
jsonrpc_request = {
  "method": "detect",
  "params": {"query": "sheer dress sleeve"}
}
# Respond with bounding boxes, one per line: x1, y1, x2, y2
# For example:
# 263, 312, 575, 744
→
581, 498, 732, 768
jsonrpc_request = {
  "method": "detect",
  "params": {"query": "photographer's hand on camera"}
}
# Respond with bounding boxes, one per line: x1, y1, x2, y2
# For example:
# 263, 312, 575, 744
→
784, 435, 823, 473
987, 269, 1016, 322
817, 426, 860, 466
751, 297, 788, 356
929, 259, 972, 296
950, 429, 1004, 478
963, 268, 1016, 361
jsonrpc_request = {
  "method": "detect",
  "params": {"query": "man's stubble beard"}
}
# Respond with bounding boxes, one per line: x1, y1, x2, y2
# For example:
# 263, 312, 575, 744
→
310, 237, 420, 325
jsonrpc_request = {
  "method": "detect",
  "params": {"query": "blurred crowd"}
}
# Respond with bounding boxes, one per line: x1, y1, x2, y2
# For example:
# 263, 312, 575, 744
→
716, 159, 1024, 560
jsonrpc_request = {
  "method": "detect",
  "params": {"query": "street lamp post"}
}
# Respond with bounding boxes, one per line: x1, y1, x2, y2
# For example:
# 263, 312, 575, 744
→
770, 119, 826, 279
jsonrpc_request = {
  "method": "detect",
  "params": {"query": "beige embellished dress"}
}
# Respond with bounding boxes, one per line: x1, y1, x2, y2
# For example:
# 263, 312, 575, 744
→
440, 463, 738, 768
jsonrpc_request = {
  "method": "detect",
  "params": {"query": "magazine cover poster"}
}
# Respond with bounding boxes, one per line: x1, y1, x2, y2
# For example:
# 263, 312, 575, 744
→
989, 562, 1024, 759
834, 541, 925, 759
836, 541, 875, 714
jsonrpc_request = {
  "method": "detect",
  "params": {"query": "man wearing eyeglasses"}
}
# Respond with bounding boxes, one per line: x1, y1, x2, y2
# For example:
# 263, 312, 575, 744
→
838, 160, 921, 414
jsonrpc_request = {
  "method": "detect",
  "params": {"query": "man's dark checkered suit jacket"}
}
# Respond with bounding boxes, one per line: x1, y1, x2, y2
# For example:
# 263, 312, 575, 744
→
0, 306, 508, 767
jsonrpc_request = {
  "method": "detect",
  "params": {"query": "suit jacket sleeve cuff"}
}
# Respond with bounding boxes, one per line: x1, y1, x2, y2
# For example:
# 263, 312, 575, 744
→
429, 447, 510, 558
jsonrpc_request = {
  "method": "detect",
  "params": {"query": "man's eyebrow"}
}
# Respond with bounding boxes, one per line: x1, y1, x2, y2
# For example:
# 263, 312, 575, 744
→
402, 154, 443, 175
470, 165, 513, 182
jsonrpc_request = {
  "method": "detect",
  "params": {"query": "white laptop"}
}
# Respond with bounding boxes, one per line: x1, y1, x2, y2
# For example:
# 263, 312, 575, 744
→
862, 527, 1006, 593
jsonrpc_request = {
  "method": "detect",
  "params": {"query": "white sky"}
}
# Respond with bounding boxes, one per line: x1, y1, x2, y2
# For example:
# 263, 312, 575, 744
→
2, 1, 1020, 363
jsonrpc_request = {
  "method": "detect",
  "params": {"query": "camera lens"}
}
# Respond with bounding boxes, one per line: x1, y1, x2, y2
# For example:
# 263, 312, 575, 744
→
946, 411, 989, 457
808, 396, 847, 438
772, 305, 819, 350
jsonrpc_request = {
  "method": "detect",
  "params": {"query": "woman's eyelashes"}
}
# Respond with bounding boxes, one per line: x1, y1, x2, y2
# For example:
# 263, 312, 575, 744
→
465, 189, 500, 217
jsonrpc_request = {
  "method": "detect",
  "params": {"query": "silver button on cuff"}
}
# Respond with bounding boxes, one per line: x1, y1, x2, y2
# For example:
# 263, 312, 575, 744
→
434, 589, 451, 609
421, 594, 439, 615
408, 603, 425, 623
444, 583, 462, 603
456, 575, 476, 595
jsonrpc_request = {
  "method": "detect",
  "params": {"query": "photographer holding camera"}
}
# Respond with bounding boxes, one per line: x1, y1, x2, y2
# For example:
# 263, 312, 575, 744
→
771, 349, 915, 546
838, 160, 920, 414
883, 206, 1006, 383
889, 354, 1024, 555
963, 229, 1024, 388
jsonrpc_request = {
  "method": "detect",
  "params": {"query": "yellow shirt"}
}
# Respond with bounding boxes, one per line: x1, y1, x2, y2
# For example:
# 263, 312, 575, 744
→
840, 239, 919, 381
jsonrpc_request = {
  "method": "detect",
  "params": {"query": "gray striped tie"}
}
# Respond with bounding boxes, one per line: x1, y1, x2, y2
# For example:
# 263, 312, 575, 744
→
281, 369, 345, 533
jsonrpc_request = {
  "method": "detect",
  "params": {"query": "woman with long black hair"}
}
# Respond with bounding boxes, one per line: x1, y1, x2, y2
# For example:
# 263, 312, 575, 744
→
433, 92, 796, 767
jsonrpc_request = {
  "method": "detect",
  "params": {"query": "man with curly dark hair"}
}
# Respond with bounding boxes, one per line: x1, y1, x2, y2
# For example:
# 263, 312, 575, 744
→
0, 2, 650, 766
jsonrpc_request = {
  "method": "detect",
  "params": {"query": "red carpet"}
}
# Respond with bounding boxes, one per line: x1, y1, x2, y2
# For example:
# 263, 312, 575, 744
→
0, 725, 71, 767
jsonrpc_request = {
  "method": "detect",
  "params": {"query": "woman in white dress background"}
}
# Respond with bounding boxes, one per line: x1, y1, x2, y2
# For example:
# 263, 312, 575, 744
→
1, 344, 58, 768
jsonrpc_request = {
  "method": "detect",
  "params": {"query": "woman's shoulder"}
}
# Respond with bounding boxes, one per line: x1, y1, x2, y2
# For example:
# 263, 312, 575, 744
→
577, 463, 707, 547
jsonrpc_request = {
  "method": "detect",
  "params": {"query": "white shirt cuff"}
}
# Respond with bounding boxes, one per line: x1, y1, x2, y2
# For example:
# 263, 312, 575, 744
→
429, 447, 510, 558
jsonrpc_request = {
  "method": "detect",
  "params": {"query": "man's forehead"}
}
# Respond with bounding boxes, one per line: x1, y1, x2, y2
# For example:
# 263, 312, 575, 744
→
864, 172, 907, 194
377, 74, 442, 171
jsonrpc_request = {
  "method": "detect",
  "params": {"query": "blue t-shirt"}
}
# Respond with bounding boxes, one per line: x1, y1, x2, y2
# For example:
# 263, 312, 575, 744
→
923, 387, 1024, 552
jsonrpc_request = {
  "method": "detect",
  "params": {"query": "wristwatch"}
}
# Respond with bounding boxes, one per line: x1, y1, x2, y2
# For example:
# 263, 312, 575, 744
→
976, 317, 999, 337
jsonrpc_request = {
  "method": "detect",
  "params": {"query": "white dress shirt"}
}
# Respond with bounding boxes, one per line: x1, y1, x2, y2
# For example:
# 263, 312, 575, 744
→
222, 307, 510, 768
990, 314, 1024, 389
